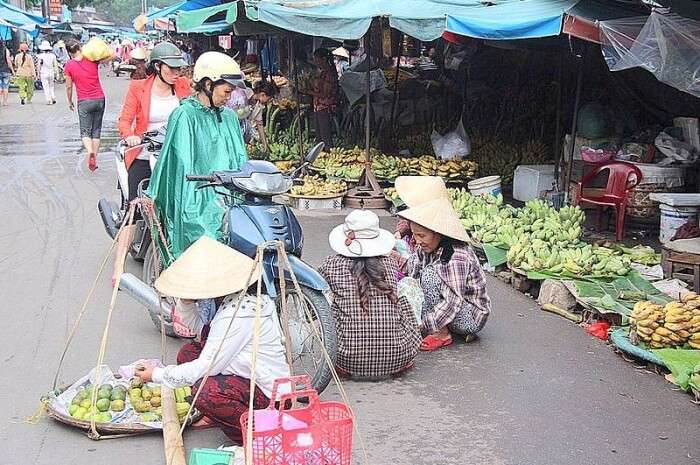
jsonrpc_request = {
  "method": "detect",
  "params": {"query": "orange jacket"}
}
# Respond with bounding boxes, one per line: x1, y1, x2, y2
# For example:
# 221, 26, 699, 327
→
118, 75, 192, 169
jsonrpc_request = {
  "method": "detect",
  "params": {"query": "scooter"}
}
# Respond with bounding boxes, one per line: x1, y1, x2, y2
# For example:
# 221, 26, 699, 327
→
99, 137, 337, 393
98, 127, 165, 262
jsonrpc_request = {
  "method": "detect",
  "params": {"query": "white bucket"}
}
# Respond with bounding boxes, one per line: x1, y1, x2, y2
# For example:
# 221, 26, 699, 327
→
468, 175, 502, 197
659, 204, 700, 243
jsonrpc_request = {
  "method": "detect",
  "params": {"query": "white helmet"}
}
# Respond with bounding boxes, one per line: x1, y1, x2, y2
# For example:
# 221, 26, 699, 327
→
193, 51, 244, 88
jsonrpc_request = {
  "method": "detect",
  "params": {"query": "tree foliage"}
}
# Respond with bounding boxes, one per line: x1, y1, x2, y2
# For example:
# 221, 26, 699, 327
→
61, 0, 174, 26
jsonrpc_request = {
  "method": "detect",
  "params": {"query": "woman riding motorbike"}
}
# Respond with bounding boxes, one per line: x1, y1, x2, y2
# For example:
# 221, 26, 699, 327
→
113, 41, 190, 284
145, 51, 248, 267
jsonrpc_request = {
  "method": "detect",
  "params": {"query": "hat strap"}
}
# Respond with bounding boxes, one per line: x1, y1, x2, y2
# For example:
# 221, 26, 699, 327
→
343, 226, 380, 256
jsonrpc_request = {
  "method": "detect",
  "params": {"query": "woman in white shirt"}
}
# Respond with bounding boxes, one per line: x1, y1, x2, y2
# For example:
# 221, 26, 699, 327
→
37, 41, 58, 105
135, 236, 290, 444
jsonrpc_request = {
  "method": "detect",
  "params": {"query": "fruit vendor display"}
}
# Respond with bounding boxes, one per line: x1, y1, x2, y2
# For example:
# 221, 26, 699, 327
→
630, 294, 700, 349
273, 160, 297, 172
447, 189, 657, 277
290, 175, 347, 197
312, 147, 477, 181
67, 377, 193, 425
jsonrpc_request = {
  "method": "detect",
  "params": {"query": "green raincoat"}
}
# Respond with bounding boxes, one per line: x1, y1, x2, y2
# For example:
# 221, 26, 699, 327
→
146, 97, 248, 266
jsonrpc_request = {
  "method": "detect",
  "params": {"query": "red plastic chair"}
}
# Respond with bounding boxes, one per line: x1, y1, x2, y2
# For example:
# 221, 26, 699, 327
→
574, 161, 643, 241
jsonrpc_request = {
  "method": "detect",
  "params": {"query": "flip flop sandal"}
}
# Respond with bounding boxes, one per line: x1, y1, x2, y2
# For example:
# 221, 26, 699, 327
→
88, 153, 98, 171
171, 306, 197, 339
420, 334, 453, 352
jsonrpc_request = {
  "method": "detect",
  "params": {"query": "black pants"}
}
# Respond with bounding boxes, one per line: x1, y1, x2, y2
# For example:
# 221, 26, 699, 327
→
77, 98, 105, 139
313, 109, 333, 149
127, 159, 151, 221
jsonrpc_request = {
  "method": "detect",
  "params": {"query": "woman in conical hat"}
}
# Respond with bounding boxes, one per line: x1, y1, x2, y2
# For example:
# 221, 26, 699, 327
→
134, 236, 290, 443
398, 196, 491, 351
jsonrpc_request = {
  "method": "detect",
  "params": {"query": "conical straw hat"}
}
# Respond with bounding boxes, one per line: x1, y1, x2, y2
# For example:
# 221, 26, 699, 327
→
398, 197, 468, 242
395, 176, 448, 208
155, 236, 261, 299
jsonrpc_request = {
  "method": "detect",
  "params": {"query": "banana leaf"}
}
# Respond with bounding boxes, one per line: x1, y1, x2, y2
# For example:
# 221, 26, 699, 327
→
651, 349, 700, 391
568, 271, 672, 317
482, 244, 508, 267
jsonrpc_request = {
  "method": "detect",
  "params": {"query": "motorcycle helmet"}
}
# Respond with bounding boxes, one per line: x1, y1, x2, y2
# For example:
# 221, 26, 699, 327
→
193, 52, 246, 121
148, 41, 186, 68
192, 51, 244, 88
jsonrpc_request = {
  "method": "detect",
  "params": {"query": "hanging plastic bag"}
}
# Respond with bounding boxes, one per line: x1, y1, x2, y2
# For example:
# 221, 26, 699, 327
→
431, 119, 471, 160
82, 37, 113, 62
654, 131, 698, 165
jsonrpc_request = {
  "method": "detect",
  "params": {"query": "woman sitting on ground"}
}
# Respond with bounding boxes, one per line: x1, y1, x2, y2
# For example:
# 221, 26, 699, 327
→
319, 210, 420, 379
134, 236, 289, 444
398, 195, 492, 351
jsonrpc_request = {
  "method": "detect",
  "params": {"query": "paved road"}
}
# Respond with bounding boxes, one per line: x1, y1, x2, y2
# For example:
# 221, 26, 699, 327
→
0, 75, 698, 465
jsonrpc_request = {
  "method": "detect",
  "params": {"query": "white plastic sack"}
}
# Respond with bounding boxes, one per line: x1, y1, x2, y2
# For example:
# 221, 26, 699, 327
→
654, 131, 698, 165
431, 120, 471, 160
600, 11, 700, 98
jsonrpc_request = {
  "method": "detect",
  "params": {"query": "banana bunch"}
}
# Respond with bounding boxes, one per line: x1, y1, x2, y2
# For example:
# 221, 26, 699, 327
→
373, 153, 400, 179
384, 187, 399, 201
630, 296, 700, 349
313, 147, 365, 170
470, 138, 551, 185
274, 161, 296, 172
276, 98, 298, 111
435, 159, 478, 179
290, 175, 347, 196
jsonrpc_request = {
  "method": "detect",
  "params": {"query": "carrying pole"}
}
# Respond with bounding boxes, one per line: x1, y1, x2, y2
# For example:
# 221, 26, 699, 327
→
161, 387, 186, 465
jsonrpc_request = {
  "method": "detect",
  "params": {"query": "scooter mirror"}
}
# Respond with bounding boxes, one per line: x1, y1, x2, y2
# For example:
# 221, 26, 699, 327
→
305, 142, 324, 164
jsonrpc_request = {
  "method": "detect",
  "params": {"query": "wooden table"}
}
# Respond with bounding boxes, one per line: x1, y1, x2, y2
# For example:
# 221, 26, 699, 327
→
662, 247, 700, 292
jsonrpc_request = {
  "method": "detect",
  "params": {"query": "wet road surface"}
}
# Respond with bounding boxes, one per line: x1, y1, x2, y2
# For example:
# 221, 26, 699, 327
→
0, 74, 698, 465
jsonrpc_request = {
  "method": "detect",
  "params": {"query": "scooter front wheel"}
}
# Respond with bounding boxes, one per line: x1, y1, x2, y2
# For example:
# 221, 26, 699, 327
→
143, 244, 178, 338
276, 286, 337, 395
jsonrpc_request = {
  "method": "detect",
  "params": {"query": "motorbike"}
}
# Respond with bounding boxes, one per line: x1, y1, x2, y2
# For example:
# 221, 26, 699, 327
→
98, 136, 337, 393
98, 127, 165, 262
112, 57, 136, 77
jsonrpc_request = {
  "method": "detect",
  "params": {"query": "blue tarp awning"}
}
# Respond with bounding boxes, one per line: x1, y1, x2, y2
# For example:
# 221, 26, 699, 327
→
147, 0, 220, 22
251, 0, 581, 41
0, 0, 46, 39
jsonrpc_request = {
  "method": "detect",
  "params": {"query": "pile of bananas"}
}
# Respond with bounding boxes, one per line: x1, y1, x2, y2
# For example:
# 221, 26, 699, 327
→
276, 98, 298, 111
630, 296, 700, 349
274, 161, 296, 172
397, 131, 434, 155
508, 241, 631, 276
313, 148, 477, 181
470, 138, 551, 185
290, 175, 347, 197
449, 189, 637, 277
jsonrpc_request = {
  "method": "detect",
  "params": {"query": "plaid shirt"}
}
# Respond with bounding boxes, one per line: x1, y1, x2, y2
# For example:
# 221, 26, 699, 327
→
319, 255, 421, 378
409, 244, 491, 334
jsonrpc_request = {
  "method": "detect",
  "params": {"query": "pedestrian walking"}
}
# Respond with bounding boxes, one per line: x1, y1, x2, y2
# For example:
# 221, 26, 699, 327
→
0, 38, 13, 106
309, 48, 339, 149
37, 40, 58, 105
64, 39, 107, 172
14, 43, 36, 105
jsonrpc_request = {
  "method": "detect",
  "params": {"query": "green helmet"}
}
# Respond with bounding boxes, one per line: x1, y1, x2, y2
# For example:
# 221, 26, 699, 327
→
149, 41, 187, 68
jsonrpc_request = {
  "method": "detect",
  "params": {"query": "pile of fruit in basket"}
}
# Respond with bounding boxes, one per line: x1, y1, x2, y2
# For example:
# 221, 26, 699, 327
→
290, 175, 347, 197
66, 377, 193, 424
630, 295, 700, 349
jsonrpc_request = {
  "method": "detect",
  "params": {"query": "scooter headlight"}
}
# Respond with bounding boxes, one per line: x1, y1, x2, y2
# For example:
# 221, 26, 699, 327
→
232, 172, 292, 196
